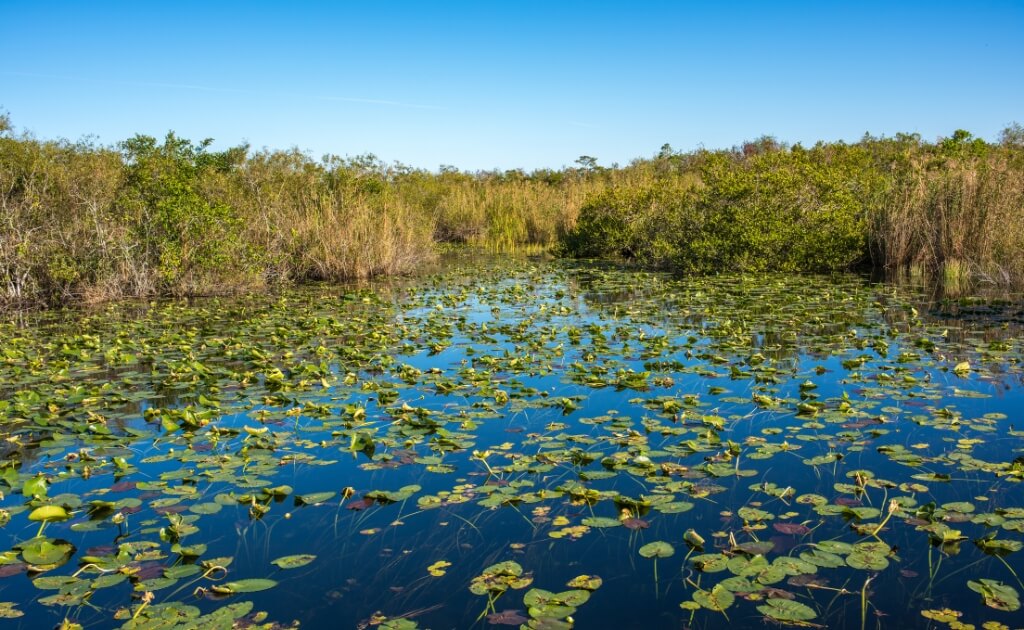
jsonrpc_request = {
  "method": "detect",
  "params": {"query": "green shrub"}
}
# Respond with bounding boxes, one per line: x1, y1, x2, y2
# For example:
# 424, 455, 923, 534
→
2, 114, 1023, 309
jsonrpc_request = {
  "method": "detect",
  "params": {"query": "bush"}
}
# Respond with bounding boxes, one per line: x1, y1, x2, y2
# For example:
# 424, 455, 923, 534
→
2, 115, 1023, 309
563, 129, 1024, 282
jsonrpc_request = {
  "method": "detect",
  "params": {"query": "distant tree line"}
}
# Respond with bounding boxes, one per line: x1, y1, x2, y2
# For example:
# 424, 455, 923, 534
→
1, 110, 1022, 308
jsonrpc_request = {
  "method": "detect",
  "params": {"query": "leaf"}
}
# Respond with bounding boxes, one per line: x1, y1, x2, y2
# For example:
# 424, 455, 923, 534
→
580, 516, 621, 528
639, 541, 675, 559
295, 492, 336, 505
694, 584, 735, 612
212, 578, 278, 594
556, 589, 591, 606
28, 505, 69, 522
92, 573, 128, 589
656, 501, 694, 514
426, 560, 451, 576
773, 522, 810, 535
164, 565, 201, 579
0, 602, 24, 619
22, 477, 48, 500
975, 537, 1023, 557
271, 554, 316, 570
921, 609, 963, 623
486, 609, 528, 625
800, 549, 845, 568
622, 518, 649, 530
756, 598, 818, 622
846, 551, 889, 571
566, 575, 602, 590
732, 541, 774, 556
32, 575, 78, 590
483, 561, 523, 577
968, 579, 1020, 612
523, 588, 555, 608
692, 553, 729, 572
21, 540, 74, 567
469, 561, 531, 595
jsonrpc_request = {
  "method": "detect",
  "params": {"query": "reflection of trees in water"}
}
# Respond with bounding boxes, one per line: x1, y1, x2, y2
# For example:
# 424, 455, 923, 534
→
0, 284, 424, 469
886, 272, 1024, 328
0, 428, 42, 471
3, 263, 1022, 473
569, 267, 1023, 382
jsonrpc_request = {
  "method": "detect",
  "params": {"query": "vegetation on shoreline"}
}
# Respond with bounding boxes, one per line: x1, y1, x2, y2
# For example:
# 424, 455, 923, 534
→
564, 129, 1024, 281
1, 111, 1022, 308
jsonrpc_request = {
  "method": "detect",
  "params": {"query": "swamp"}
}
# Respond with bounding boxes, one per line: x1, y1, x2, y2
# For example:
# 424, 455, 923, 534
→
0, 257, 1022, 629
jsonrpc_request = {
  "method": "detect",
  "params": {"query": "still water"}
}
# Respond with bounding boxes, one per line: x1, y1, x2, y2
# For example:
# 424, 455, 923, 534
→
0, 260, 1022, 629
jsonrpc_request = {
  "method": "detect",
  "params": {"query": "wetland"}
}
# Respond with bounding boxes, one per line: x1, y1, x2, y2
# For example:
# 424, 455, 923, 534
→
0, 258, 1023, 629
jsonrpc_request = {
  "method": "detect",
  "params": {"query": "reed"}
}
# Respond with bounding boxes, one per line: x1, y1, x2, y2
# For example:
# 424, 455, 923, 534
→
2, 114, 1023, 310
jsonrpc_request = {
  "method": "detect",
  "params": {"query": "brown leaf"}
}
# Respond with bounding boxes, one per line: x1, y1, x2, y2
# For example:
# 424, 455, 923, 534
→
487, 610, 528, 625
773, 522, 810, 535
347, 498, 375, 511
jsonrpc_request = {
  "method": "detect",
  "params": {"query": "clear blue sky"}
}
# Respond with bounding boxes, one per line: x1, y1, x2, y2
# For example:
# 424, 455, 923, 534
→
1, 1, 1022, 171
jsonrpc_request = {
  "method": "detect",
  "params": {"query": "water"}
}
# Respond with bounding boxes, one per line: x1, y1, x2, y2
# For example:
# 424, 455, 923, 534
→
0, 259, 1022, 629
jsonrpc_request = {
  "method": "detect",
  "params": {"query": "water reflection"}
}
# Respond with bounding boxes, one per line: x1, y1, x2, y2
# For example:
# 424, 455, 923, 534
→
0, 261, 1022, 629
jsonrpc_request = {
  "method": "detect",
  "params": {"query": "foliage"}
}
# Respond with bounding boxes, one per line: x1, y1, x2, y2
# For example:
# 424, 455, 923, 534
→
0, 260, 1022, 626
2, 113, 1023, 308
563, 128, 1024, 281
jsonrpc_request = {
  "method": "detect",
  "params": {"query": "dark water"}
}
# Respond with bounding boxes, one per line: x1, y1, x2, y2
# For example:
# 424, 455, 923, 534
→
0, 260, 1022, 629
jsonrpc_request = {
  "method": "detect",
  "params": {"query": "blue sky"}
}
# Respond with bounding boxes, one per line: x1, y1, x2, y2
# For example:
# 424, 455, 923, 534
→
1, 1, 1022, 171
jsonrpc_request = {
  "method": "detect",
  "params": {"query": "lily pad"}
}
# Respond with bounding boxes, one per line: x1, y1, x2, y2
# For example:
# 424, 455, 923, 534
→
693, 584, 735, 612
27, 505, 69, 522
968, 579, 1020, 612
212, 578, 278, 594
638, 541, 675, 558
756, 598, 818, 623
271, 554, 317, 570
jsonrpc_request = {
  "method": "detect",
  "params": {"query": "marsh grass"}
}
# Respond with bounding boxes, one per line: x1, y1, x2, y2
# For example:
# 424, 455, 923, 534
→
872, 153, 1024, 285
2, 114, 1023, 309
567, 129, 1024, 284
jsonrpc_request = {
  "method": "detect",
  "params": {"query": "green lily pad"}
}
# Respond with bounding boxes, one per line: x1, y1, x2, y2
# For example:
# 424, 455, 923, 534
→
212, 578, 278, 594
271, 554, 316, 569
566, 575, 602, 590
27, 505, 69, 522
967, 579, 1020, 612
693, 584, 735, 612
0, 602, 23, 619
639, 541, 675, 559
580, 517, 621, 528
295, 492, 336, 505
21, 539, 75, 567
756, 598, 818, 622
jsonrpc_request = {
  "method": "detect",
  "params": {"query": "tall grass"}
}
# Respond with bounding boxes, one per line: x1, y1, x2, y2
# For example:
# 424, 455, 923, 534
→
0, 126, 441, 307
2, 113, 1023, 310
565, 130, 1024, 283
220, 150, 436, 282
870, 149, 1024, 284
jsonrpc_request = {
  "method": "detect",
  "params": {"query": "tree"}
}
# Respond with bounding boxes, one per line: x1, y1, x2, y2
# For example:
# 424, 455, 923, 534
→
575, 155, 599, 171
999, 122, 1024, 148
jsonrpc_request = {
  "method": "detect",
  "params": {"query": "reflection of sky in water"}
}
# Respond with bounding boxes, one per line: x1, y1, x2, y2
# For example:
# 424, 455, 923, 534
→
1, 262, 1022, 629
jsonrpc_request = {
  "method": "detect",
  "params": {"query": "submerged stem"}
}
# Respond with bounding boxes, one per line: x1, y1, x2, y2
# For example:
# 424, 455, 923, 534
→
860, 574, 874, 630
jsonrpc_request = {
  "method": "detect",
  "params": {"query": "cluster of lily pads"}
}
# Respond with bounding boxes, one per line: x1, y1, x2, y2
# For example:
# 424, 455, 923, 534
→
0, 260, 1021, 628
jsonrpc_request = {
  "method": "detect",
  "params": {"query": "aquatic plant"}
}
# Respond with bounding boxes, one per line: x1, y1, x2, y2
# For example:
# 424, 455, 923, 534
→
0, 260, 1020, 627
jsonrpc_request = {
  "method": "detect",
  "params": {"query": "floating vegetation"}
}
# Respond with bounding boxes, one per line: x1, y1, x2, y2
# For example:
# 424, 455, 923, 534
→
0, 259, 1022, 628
